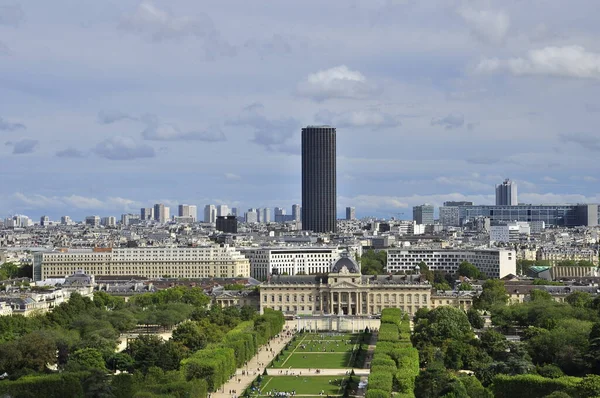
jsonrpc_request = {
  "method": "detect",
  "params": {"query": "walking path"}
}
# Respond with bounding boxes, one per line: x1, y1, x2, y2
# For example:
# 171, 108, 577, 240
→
211, 323, 297, 398
266, 368, 370, 376
356, 332, 378, 397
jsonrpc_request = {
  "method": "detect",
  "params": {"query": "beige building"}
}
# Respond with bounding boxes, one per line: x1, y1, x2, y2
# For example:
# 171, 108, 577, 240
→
537, 248, 598, 266
259, 256, 431, 316
430, 291, 476, 311
33, 246, 250, 281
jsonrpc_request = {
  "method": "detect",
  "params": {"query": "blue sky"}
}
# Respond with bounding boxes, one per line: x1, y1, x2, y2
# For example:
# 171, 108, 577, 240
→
1, 0, 600, 221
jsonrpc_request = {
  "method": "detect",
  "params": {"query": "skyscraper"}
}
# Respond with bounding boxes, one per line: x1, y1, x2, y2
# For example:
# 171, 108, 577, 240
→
204, 205, 217, 223
292, 204, 301, 222
413, 204, 434, 225
217, 204, 230, 217
154, 203, 167, 223
274, 207, 286, 223
346, 207, 356, 221
259, 208, 271, 223
301, 125, 337, 233
141, 207, 154, 221
496, 179, 518, 206
178, 204, 197, 221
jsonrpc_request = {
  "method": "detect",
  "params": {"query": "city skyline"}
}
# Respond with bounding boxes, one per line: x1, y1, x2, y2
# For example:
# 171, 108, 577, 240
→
1, 2, 600, 221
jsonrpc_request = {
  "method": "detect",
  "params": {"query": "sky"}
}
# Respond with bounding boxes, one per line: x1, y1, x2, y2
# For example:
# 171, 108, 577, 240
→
1, 0, 600, 221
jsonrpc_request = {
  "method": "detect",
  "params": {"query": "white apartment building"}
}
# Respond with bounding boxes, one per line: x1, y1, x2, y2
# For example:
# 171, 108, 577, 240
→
386, 249, 516, 278
33, 246, 250, 281
242, 247, 344, 280
101, 216, 116, 227
490, 222, 530, 243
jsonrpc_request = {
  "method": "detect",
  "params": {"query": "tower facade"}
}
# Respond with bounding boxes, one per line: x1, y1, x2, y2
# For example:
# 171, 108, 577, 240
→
301, 126, 337, 233
495, 179, 518, 206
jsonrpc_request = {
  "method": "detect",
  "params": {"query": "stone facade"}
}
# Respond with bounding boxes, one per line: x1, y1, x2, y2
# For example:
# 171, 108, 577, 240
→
259, 258, 431, 316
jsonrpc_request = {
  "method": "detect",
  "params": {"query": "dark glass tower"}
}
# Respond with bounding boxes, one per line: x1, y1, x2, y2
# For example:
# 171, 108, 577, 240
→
301, 125, 337, 233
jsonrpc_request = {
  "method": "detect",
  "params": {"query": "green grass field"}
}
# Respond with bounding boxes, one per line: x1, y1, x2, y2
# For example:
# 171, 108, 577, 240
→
272, 352, 351, 368
269, 333, 359, 369
259, 376, 345, 396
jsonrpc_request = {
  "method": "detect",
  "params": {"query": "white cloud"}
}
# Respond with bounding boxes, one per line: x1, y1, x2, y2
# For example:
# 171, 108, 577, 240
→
570, 175, 598, 182
224, 173, 241, 180
431, 113, 464, 129
315, 109, 401, 129
119, 2, 235, 58
97, 110, 137, 124
10, 139, 38, 154
141, 115, 226, 142
13, 193, 142, 211
477, 46, 600, 80
297, 65, 378, 101
227, 104, 300, 153
56, 148, 86, 158
542, 176, 558, 183
458, 7, 510, 45
434, 176, 493, 192
93, 136, 156, 160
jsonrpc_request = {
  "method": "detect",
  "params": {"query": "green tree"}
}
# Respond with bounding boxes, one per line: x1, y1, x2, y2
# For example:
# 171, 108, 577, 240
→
418, 261, 434, 282
467, 308, 484, 329
530, 289, 553, 302
66, 347, 107, 371
457, 261, 481, 279
172, 321, 206, 351
565, 291, 592, 308
414, 363, 454, 398
107, 352, 135, 373
413, 306, 474, 347
474, 279, 508, 310
19, 331, 58, 372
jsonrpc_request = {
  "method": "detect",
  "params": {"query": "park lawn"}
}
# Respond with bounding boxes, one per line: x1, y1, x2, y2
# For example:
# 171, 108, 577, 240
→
259, 376, 344, 396
294, 340, 356, 353
272, 352, 352, 369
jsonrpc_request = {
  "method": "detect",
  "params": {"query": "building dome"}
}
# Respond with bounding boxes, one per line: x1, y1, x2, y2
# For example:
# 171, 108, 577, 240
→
331, 255, 360, 274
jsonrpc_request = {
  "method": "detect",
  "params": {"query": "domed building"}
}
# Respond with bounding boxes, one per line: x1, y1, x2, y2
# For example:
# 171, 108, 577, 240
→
259, 252, 432, 317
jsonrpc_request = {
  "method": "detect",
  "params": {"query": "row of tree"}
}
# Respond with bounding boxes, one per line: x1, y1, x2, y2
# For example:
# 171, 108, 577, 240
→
367, 308, 419, 398
411, 278, 600, 397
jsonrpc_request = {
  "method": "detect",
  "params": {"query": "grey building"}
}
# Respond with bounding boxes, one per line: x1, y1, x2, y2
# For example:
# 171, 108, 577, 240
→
216, 216, 238, 234
292, 204, 301, 222
413, 204, 434, 225
346, 207, 356, 220
140, 207, 153, 221
439, 206, 460, 226
302, 126, 337, 233
459, 204, 598, 227
496, 179, 518, 206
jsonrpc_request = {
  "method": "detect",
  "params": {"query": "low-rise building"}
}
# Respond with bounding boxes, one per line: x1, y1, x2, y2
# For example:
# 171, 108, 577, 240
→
386, 248, 516, 278
33, 246, 251, 281
259, 256, 431, 316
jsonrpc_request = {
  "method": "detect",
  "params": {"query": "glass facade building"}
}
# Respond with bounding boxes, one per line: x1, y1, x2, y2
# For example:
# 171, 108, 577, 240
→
459, 204, 598, 227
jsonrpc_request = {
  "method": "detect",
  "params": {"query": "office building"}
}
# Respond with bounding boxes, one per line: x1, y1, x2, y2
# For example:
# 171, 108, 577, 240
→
141, 207, 154, 221
496, 179, 518, 206
217, 205, 230, 217
413, 204, 434, 225
178, 204, 197, 221
346, 207, 356, 221
85, 216, 100, 227
153, 203, 168, 223
216, 216, 238, 234
274, 207, 286, 223
245, 209, 258, 223
439, 206, 460, 227
121, 213, 140, 226
292, 204, 301, 222
301, 125, 337, 233
444, 201, 473, 207
386, 248, 516, 278
40, 216, 50, 226
100, 216, 116, 227
459, 204, 598, 227
231, 208, 238, 217
259, 208, 271, 223
33, 246, 250, 281
204, 205, 217, 223
60, 216, 72, 225
242, 247, 343, 280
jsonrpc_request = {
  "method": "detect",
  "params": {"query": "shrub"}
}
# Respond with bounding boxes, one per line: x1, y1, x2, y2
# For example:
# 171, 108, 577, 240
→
365, 389, 390, 398
368, 372, 393, 393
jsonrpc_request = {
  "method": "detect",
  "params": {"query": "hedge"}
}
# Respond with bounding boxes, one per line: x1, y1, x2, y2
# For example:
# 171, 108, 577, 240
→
491, 374, 581, 398
368, 372, 394, 393
181, 347, 236, 391
396, 373, 416, 394
0, 372, 86, 398
365, 389, 389, 398
378, 323, 400, 342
